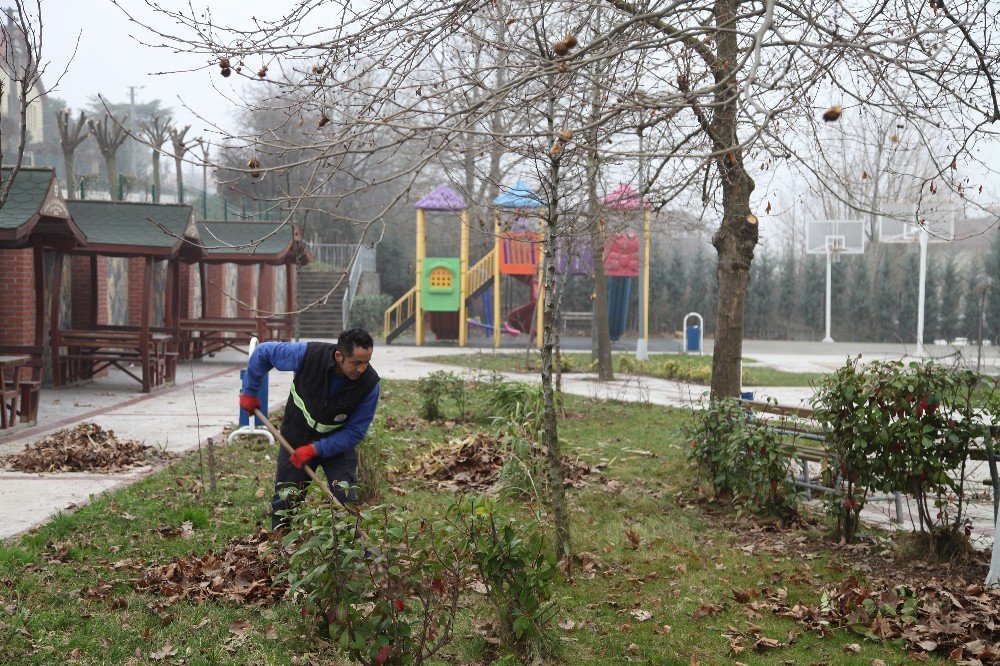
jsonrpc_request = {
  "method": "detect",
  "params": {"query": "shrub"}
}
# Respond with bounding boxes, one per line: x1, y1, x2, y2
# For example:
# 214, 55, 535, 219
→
280, 498, 466, 665
350, 294, 393, 338
811, 357, 993, 549
416, 371, 466, 421
683, 398, 798, 520
449, 497, 559, 661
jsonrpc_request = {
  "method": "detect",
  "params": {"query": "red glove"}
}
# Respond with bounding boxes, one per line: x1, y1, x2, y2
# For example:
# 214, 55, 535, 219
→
239, 393, 262, 416
290, 444, 317, 469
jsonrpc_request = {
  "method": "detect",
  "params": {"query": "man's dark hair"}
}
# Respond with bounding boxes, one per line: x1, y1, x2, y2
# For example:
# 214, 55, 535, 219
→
336, 328, 374, 357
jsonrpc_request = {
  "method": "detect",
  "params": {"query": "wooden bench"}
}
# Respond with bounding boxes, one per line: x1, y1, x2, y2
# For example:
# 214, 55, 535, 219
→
0, 345, 42, 427
561, 311, 593, 333
739, 400, 905, 522
53, 328, 172, 393
178, 317, 292, 360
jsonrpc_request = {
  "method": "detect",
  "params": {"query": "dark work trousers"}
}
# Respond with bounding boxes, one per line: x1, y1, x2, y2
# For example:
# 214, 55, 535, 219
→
271, 443, 358, 530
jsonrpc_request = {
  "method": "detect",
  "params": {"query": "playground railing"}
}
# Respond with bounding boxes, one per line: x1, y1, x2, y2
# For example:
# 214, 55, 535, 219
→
384, 286, 417, 340
342, 244, 377, 330
466, 248, 496, 298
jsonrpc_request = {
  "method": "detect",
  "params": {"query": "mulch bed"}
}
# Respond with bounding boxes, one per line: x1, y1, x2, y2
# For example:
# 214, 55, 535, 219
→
704, 501, 1000, 664
407, 431, 598, 492
135, 529, 288, 606
1, 423, 174, 473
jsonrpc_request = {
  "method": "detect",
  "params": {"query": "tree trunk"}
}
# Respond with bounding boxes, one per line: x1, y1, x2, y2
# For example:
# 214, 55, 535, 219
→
708, 0, 757, 398
174, 156, 184, 203
152, 150, 161, 203
62, 150, 76, 198
588, 203, 613, 379
106, 156, 121, 201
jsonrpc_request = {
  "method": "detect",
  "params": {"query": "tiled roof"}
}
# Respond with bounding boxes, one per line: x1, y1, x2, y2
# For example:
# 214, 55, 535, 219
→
65, 200, 196, 250
198, 220, 296, 261
0, 167, 57, 231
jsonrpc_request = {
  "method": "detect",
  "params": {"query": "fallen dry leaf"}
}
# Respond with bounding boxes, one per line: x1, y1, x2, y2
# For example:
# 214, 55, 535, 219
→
150, 642, 177, 660
844, 643, 862, 654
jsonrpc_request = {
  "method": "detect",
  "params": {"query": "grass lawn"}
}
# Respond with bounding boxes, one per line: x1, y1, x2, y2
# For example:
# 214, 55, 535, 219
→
0, 379, 931, 665
423, 351, 827, 388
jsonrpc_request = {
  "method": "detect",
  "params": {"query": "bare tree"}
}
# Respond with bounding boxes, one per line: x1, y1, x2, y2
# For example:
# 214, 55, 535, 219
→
55, 109, 88, 196
138, 115, 172, 203
0, 1, 54, 205
88, 112, 129, 200
169, 123, 191, 203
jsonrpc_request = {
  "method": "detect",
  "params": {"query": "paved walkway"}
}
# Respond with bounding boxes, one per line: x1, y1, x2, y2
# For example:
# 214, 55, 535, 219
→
1, 339, 997, 547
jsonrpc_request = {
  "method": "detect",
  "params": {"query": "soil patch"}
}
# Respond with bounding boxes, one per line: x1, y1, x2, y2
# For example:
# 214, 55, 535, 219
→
407, 431, 598, 492
1, 423, 174, 473
135, 530, 287, 606
708, 504, 999, 662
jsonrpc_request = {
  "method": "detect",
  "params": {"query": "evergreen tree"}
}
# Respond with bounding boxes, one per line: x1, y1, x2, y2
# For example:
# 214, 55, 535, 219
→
845, 256, 873, 342
962, 260, 982, 342
663, 247, 687, 333
777, 250, 799, 337
939, 253, 962, 342
754, 253, 776, 339
800, 256, 825, 337
897, 251, 919, 345
986, 232, 1000, 344
688, 247, 710, 331
872, 252, 897, 342
829, 254, 848, 340
922, 258, 940, 344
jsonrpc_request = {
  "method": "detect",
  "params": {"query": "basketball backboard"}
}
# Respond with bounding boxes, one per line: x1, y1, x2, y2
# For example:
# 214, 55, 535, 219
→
879, 201, 957, 243
805, 219, 865, 257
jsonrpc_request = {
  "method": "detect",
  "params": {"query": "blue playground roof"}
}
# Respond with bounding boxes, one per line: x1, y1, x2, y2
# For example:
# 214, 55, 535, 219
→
493, 182, 543, 208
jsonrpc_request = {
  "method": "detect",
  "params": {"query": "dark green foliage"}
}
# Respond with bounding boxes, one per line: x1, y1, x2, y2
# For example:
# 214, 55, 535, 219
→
351, 294, 394, 338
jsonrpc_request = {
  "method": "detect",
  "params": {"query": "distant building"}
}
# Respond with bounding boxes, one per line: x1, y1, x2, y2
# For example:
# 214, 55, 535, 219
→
0, 8, 46, 161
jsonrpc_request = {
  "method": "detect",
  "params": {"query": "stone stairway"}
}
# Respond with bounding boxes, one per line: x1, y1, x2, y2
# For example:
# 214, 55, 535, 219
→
296, 271, 349, 338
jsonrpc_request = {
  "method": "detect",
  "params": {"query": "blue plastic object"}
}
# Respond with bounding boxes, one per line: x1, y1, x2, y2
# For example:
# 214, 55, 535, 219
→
740, 391, 755, 401
606, 276, 633, 341
685, 325, 701, 352
237, 368, 269, 426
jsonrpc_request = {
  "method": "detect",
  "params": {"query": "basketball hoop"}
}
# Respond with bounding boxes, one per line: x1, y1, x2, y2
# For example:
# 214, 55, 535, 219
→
805, 219, 866, 343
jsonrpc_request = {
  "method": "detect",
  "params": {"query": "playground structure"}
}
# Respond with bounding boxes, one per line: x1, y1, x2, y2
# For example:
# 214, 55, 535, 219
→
383, 182, 650, 347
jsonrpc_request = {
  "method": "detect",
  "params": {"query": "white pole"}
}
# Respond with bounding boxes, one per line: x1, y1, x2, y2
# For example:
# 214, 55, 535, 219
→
822, 251, 834, 343
916, 227, 928, 357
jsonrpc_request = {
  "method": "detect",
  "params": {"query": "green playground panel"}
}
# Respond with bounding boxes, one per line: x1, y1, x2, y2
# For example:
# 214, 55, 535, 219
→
421, 257, 461, 311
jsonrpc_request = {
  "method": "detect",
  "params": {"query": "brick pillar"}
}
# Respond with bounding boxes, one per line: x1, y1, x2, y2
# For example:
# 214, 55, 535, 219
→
258, 264, 275, 315
236, 264, 256, 316
128, 257, 147, 326
205, 263, 227, 317
0, 249, 36, 345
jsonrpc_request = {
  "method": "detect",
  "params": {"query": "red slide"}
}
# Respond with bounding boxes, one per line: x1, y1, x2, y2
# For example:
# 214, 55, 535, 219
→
506, 275, 538, 334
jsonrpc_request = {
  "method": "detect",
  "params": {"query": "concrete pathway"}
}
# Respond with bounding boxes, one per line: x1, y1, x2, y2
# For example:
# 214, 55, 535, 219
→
1, 339, 997, 548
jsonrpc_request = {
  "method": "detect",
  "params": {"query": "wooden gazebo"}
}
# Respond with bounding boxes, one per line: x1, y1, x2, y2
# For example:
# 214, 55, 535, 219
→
180, 219, 310, 358
0, 167, 86, 427
53, 200, 201, 392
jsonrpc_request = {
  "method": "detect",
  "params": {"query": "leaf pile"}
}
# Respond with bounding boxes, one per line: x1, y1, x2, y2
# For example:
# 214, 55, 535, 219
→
766, 573, 1000, 663
408, 431, 597, 491
135, 530, 288, 606
1, 422, 171, 473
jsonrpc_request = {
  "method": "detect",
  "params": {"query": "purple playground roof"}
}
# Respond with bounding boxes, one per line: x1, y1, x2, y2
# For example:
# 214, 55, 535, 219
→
413, 184, 467, 211
493, 181, 543, 208
602, 183, 648, 211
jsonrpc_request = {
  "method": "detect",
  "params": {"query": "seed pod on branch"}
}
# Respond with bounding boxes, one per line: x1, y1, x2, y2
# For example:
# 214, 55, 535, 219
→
318, 115, 330, 128
220, 67, 232, 77
558, 129, 574, 142
550, 142, 562, 156
822, 105, 842, 122
553, 41, 569, 57
563, 34, 578, 48
219, 57, 230, 69
248, 158, 262, 179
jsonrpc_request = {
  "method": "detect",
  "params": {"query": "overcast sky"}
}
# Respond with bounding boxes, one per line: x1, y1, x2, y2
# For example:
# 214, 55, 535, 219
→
39, 0, 281, 135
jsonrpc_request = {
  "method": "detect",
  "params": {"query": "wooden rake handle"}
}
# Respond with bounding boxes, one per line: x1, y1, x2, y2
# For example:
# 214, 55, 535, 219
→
253, 408, 359, 518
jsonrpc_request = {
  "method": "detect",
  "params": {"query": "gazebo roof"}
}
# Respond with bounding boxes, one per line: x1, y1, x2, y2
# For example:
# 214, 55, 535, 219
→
602, 183, 648, 211
493, 182, 543, 209
0, 167, 86, 249
413, 185, 467, 211
197, 220, 311, 265
65, 200, 199, 258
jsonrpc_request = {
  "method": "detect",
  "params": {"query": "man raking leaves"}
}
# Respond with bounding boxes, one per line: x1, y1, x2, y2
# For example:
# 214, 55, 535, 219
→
239, 328, 380, 530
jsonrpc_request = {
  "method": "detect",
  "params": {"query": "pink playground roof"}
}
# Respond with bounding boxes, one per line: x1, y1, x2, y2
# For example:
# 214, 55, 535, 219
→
413, 184, 468, 211
602, 183, 648, 211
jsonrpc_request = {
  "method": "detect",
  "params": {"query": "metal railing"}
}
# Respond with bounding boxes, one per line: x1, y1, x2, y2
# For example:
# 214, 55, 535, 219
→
306, 243, 358, 269
384, 286, 417, 340
466, 248, 496, 298
341, 244, 377, 330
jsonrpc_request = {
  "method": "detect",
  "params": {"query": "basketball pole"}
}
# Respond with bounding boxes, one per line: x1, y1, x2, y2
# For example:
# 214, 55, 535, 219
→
823, 249, 834, 343
916, 226, 928, 357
